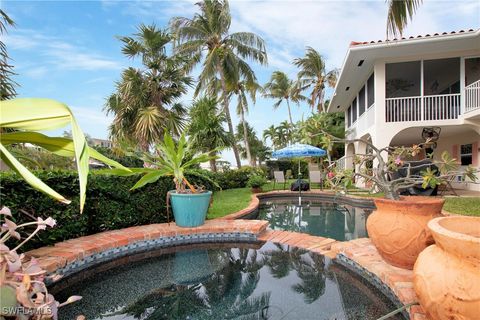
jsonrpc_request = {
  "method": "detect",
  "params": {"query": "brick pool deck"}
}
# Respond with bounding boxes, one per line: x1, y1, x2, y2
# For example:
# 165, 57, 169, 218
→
26, 191, 429, 320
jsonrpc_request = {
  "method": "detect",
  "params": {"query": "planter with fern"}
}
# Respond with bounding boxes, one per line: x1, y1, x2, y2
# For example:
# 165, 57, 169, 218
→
247, 174, 267, 193
123, 133, 218, 228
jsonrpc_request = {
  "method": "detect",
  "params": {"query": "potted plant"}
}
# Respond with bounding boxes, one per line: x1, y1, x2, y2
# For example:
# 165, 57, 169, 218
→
413, 216, 480, 320
325, 134, 478, 269
125, 133, 218, 228
247, 174, 267, 193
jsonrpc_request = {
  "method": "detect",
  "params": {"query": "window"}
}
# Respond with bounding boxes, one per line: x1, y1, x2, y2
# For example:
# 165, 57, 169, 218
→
367, 73, 374, 107
424, 58, 460, 95
359, 86, 365, 116
352, 98, 357, 123
386, 61, 421, 98
347, 106, 352, 127
460, 144, 473, 165
465, 58, 480, 86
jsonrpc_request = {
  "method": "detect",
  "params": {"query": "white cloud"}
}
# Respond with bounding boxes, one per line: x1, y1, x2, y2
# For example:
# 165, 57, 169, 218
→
70, 105, 113, 127
5, 29, 122, 71
23, 66, 48, 79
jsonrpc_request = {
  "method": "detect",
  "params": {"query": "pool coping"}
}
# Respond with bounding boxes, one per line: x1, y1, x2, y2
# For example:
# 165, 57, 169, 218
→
219, 190, 376, 220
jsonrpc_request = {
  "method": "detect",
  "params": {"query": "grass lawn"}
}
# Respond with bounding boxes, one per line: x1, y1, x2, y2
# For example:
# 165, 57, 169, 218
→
207, 187, 252, 219
443, 197, 480, 217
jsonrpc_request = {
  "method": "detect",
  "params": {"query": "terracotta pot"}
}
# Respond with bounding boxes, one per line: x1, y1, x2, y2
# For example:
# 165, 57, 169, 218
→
367, 196, 444, 269
251, 187, 263, 193
414, 216, 480, 320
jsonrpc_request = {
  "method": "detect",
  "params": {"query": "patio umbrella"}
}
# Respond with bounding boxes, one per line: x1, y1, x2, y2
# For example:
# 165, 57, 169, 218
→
272, 143, 326, 205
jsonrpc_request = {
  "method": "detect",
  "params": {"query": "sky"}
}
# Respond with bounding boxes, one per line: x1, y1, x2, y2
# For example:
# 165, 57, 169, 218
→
3, 0, 480, 165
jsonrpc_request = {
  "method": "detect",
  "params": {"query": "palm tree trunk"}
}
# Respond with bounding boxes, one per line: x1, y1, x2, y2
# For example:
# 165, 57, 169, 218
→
286, 99, 294, 125
239, 107, 254, 167
209, 151, 217, 172
218, 63, 242, 168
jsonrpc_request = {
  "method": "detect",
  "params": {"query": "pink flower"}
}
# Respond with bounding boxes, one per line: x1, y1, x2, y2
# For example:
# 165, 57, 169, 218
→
327, 172, 335, 179
0, 206, 12, 216
394, 156, 403, 166
37, 217, 57, 230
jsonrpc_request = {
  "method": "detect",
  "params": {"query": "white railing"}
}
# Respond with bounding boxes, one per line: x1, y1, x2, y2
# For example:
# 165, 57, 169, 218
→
385, 93, 460, 122
335, 156, 346, 170
423, 93, 460, 120
385, 96, 421, 122
465, 80, 480, 113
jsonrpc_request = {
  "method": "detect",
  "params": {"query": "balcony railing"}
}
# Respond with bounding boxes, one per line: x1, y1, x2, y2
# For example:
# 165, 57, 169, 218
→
465, 80, 480, 113
385, 93, 460, 122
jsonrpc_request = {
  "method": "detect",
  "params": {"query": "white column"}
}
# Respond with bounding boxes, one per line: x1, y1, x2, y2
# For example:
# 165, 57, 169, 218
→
460, 57, 465, 114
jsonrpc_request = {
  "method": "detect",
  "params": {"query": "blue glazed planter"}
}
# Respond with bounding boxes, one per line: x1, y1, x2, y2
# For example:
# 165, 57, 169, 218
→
170, 190, 212, 227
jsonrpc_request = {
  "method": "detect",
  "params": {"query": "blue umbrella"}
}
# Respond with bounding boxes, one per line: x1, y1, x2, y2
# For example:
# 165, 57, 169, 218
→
272, 143, 326, 159
272, 144, 326, 205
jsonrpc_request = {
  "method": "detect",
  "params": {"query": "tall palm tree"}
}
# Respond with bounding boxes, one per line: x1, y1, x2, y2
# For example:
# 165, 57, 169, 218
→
263, 71, 306, 125
294, 47, 338, 113
229, 78, 261, 167
170, 0, 268, 169
386, 0, 423, 38
187, 97, 232, 172
0, 10, 18, 100
104, 24, 193, 151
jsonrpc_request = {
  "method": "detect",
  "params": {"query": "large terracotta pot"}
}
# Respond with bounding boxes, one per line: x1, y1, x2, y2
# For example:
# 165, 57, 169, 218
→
367, 196, 444, 269
414, 216, 480, 320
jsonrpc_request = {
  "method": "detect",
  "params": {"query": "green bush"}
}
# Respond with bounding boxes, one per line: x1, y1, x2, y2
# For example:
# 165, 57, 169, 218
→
0, 170, 214, 250
213, 166, 264, 189
247, 175, 268, 188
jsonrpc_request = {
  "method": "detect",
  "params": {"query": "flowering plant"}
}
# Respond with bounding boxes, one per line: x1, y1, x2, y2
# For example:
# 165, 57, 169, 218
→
321, 132, 479, 200
0, 207, 81, 319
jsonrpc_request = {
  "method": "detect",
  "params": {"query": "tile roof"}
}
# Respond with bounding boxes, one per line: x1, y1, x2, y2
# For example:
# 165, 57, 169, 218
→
350, 28, 478, 47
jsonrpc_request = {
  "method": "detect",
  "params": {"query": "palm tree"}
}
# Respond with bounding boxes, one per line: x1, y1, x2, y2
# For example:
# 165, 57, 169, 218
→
263, 71, 306, 125
386, 0, 423, 38
229, 78, 261, 166
170, 0, 268, 169
104, 24, 193, 151
187, 97, 232, 172
294, 47, 338, 113
0, 10, 18, 100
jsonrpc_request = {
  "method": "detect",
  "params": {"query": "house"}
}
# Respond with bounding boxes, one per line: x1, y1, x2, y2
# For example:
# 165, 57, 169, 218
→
328, 29, 480, 191
91, 138, 113, 149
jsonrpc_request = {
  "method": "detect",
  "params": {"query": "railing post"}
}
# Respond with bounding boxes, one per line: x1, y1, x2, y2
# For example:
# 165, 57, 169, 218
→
420, 60, 424, 121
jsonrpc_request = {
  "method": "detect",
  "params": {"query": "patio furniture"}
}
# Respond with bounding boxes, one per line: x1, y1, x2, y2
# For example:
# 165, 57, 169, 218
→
272, 143, 326, 205
309, 170, 323, 190
438, 174, 459, 196
273, 171, 287, 190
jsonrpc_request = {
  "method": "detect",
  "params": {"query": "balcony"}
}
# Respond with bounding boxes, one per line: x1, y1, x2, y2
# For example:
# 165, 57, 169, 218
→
385, 94, 461, 122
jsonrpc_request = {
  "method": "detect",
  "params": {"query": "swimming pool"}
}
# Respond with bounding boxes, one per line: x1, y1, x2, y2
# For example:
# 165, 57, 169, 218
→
249, 197, 373, 241
52, 241, 403, 320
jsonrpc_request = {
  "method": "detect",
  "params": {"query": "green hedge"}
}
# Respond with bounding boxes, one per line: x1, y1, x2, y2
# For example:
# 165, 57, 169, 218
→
0, 170, 215, 250
265, 160, 309, 178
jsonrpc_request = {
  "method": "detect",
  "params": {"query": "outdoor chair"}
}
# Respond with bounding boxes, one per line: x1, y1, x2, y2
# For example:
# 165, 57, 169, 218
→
438, 174, 459, 196
285, 169, 293, 180
273, 171, 287, 190
309, 170, 323, 190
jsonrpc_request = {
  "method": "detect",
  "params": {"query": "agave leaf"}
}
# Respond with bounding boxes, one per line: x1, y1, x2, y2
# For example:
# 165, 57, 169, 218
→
0, 98, 72, 131
130, 169, 171, 190
0, 143, 71, 204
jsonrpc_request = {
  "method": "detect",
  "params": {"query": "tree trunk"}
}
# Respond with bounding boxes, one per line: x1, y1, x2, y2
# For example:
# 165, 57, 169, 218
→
240, 107, 254, 167
286, 99, 294, 125
209, 151, 217, 172
218, 63, 242, 168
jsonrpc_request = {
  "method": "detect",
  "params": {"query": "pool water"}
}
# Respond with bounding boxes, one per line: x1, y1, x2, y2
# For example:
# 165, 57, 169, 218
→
53, 242, 403, 320
251, 199, 372, 241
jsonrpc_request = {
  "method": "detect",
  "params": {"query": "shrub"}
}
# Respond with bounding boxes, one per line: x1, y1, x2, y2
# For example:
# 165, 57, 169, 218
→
247, 175, 268, 188
213, 166, 264, 189
0, 170, 213, 249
